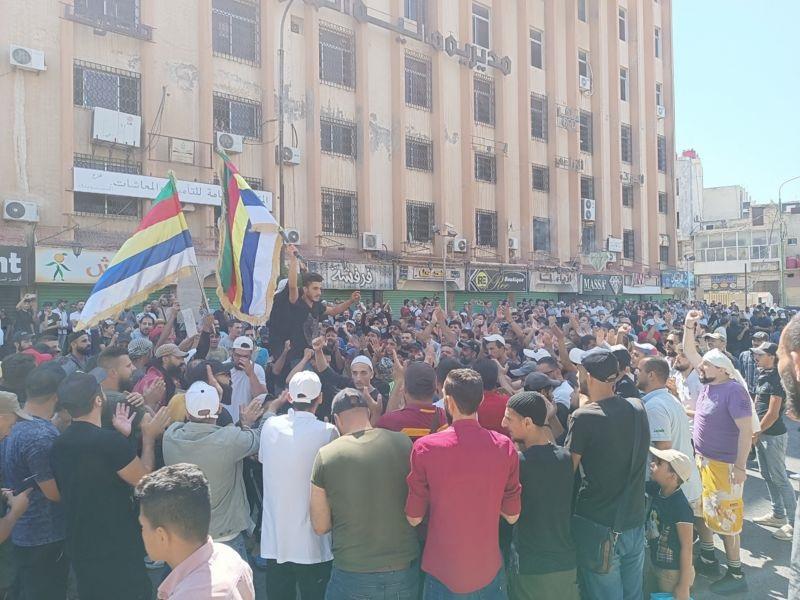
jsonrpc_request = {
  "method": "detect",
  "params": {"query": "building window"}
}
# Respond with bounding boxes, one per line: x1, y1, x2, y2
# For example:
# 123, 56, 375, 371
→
578, 0, 587, 22
658, 191, 668, 213
406, 136, 433, 171
213, 92, 262, 139
212, 0, 260, 64
472, 3, 490, 49
619, 67, 628, 102
660, 243, 670, 263
530, 93, 548, 141
244, 177, 263, 190
622, 184, 633, 208
70, 0, 150, 40
580, 110, 593, 153
789, 237, 798, 246
73, 60, 140, 114
618, 7, 627, 41
657, 135, 667, 172
476, 209, 498, 247
474, 152, 496, 183
530, 29, 543, 69
582, 224, 596, 253
321, 188, 358, 237
580, 176, 594, 200
404, 0, 426, 23
319, 23, 355, 89
474, 75, 495, 126
320, 117, 356, 158
405, 53, 432, 110
406, 201, 434, 243
74, 193, 141, 218
621, 123, 633, 164
74, 153, 141, 174
533, 217, 551, 252
752, 206, 765, 226
623, 229, 635, 259
578, 49, 589, 78
656, 82, 663, 108
532, 164, 549, 192
654, 27, 662, 58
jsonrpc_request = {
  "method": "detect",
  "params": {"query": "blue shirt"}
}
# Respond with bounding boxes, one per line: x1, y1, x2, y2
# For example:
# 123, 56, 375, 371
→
2, 416, 65, 546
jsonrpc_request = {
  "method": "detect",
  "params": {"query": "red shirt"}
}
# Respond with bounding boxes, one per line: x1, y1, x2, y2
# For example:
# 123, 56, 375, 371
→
405, 419, 521, 593
376, 405, 448, 441
477, 390, 510, 435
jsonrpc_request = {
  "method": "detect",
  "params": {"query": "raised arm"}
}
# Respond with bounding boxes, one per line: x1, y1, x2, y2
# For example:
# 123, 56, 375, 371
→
288, 247, 300, 304
682, 310, 703, 369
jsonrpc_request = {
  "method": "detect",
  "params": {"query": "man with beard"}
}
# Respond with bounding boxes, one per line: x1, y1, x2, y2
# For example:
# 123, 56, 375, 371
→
133, 343, 188, 409
230, 337, 267, 424
456, 339, 480, 367
131, 314, 155, 341
97, 346, 151, 447
740, 331, 770, 394
683, 310, 752, 594
672, 344, 702, 427
165, 359, 235, 426
163, 381, 265, 560
59, 331, 92, 375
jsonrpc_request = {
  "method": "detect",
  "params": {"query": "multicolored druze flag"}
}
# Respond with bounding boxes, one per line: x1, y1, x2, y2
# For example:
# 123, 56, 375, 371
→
215, 150, 282, 324
77, 175, 197, 330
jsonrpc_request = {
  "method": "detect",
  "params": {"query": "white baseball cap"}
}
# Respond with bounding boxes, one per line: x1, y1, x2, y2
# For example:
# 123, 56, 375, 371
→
523, 348, 551, 361
185, 381, 220, 419
569, 347, 587, 365
232, 336, 254, 350
483, 334, 506, 345
350, 355, 374, 371
289, 371, 322, 404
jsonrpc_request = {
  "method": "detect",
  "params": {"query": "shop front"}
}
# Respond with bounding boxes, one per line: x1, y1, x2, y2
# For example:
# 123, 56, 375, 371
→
529, 266, 578, 300
455, 266, 529, 308
580, 273, 624, 298
661, 270, 693, 298
34, 247, 112, 307
306, 260, 394, 307
0, 246, 33, 312
386, 265, 467, 314
622, 273, 664, 300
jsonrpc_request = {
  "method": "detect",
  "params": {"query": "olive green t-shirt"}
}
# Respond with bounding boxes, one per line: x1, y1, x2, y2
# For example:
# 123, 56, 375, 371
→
311, 427, 419, 572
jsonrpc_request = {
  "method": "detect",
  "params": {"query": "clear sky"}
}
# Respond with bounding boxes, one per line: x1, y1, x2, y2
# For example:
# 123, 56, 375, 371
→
673, 0, 800, 204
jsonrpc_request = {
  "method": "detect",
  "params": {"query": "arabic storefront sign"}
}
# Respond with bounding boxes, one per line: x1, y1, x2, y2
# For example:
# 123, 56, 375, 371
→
661, 271, 692, 289
396, 265, 466, 290
556, 105, 579, 130
467, 268, 528, 293
710, 274, 738, 290
0, 246, 31, 286
581, 274, 624, 295
306, 261, 393, 290
35, 248, 114, 285
554, 156, 584, 172
530, 267, 578, 293
73, 167, 273, 210
622, 273, 662, 295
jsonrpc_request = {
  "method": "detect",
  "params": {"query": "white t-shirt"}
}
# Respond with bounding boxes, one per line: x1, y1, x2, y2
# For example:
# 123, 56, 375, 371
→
553, 380, 574, 409
642, 388, 702, 503
674, 369, 702, 417
69, 310, 82, 328
229, 364, 266, 424
259, 410, 338, 564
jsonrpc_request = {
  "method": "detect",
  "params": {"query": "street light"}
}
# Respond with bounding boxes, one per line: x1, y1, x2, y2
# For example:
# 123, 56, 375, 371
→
777, 175, 800, 307
277, 0, 296, 232
433, 224, 458, 315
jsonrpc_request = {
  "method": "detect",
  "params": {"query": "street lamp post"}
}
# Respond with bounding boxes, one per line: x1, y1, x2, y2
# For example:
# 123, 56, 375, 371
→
434, 224, 458, 315
777, 175, 800, 307
277, 0, 296, 231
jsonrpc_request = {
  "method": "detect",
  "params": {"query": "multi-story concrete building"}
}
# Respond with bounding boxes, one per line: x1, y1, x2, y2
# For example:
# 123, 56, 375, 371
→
1, 0, 677, 310
675, 148, 702, 240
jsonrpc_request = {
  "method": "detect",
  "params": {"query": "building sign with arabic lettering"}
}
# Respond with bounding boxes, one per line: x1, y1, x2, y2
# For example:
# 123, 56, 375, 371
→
581, 274, 624, 295
396, 265, 466, 290
0, 246, 31, 286
529, 267, 578, 292
35, 248, 114, 285
623, 273, 662, 295
554, 156, 584, 172
306, 262, 393, 290
556, 105, 579, 130
467, 268, 528, 292
661, 271, 692, 289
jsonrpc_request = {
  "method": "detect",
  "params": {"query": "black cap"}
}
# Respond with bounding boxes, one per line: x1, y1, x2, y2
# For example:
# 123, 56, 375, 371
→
66, 330, 88, 346
753, 342, 778, 357
507, 391, 548, 426
609, 345, 632, 369
523, 372, 561, 392
186, 359, 234, 384
581, 349, 620, 382
457, 340, 480, 353
330, 388, 370, 416
57, 372, 102, 417
405, 361, 437, 398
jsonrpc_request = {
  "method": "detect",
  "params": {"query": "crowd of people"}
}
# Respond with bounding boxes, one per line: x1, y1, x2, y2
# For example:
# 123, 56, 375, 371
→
0, 249, 799, 600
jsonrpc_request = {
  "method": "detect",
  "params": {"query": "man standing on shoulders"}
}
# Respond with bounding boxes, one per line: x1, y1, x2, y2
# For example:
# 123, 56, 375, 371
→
259, 371, 338, 600
501, 391, 579, 600
750, 341, 796, 541
567, 349, 650, 600
310, 388, 420, 598
136, 464, 254, 600
406, 368, 521, 597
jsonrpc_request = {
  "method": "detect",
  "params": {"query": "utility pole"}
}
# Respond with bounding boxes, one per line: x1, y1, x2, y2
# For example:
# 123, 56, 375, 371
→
277, 0, 296, 233
777, 175, 800, 306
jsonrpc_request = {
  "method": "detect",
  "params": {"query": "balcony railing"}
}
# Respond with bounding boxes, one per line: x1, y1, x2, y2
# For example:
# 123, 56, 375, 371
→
64, 4, 153, 41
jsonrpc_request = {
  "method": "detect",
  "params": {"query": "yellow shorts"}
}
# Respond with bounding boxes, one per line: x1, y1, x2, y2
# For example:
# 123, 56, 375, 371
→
697, 455, 744, 535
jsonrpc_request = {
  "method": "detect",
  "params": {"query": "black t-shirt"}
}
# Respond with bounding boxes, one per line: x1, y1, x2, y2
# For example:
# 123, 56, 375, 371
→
615, 375, 641, 399
14, 308, 34, 334
754, 367, 787, 436
726, 323, 751, 355
51, 421, 145, 562
286, 298, 326, 360
645, 481, 694, 570
515, 444, 576, 574
566, 395, 650, 530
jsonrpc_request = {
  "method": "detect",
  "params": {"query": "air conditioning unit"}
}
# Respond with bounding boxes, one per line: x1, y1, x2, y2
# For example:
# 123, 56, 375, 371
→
508, 237, 520, 251
9, 45, 46, 72
3, 199, 39, 222
92, 107, 142, 147
453, 237, 468, 253
215, 131, 244, 154
656, 105, 666, 119
275, 145, 302, 166
283, 228, 301, 244
579, 75, 592, 91
361, 232, 382, 251
582, 198, 596, 221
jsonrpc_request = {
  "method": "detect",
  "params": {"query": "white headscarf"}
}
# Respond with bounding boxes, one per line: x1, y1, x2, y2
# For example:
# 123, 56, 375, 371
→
701, 348, 760, 432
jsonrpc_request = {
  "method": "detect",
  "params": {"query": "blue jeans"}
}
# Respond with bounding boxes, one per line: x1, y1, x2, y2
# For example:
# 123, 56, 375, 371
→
578, 525, 645, 600
756, 433, 797, 522
221, 532, 249, 563
325, 563, 419, 600
424, 567, 508, 599
790, 501, 800, 599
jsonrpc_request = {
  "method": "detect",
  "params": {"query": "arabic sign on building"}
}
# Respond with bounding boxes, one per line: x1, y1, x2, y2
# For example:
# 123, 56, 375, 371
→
306, 261, 393, 290
581, 274, 624, 295
709, 274, 738, 290
73, 167, 273, 210
622, 273, 662, 295
554, 156, 584, 172
396, 265, 466, 290
467, 268, 528, 292
556, 105, 579, 130
0, 246, 31, 286
661, 271, 692, 289
529, 267, 578, 292
35, 248, 114, 285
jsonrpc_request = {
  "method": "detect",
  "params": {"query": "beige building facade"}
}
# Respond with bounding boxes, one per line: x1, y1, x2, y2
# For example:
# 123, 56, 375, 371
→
1, 0, 676, 308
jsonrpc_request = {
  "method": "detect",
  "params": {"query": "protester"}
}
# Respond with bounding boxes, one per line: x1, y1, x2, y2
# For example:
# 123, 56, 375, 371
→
0, 392, 32, 544
58, 331, 91, 375
230, 336, 267, 424
377, 360, 447, 440
127, 337, 153, 386
133, 342, 188, 407
135, 463, 255, 599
